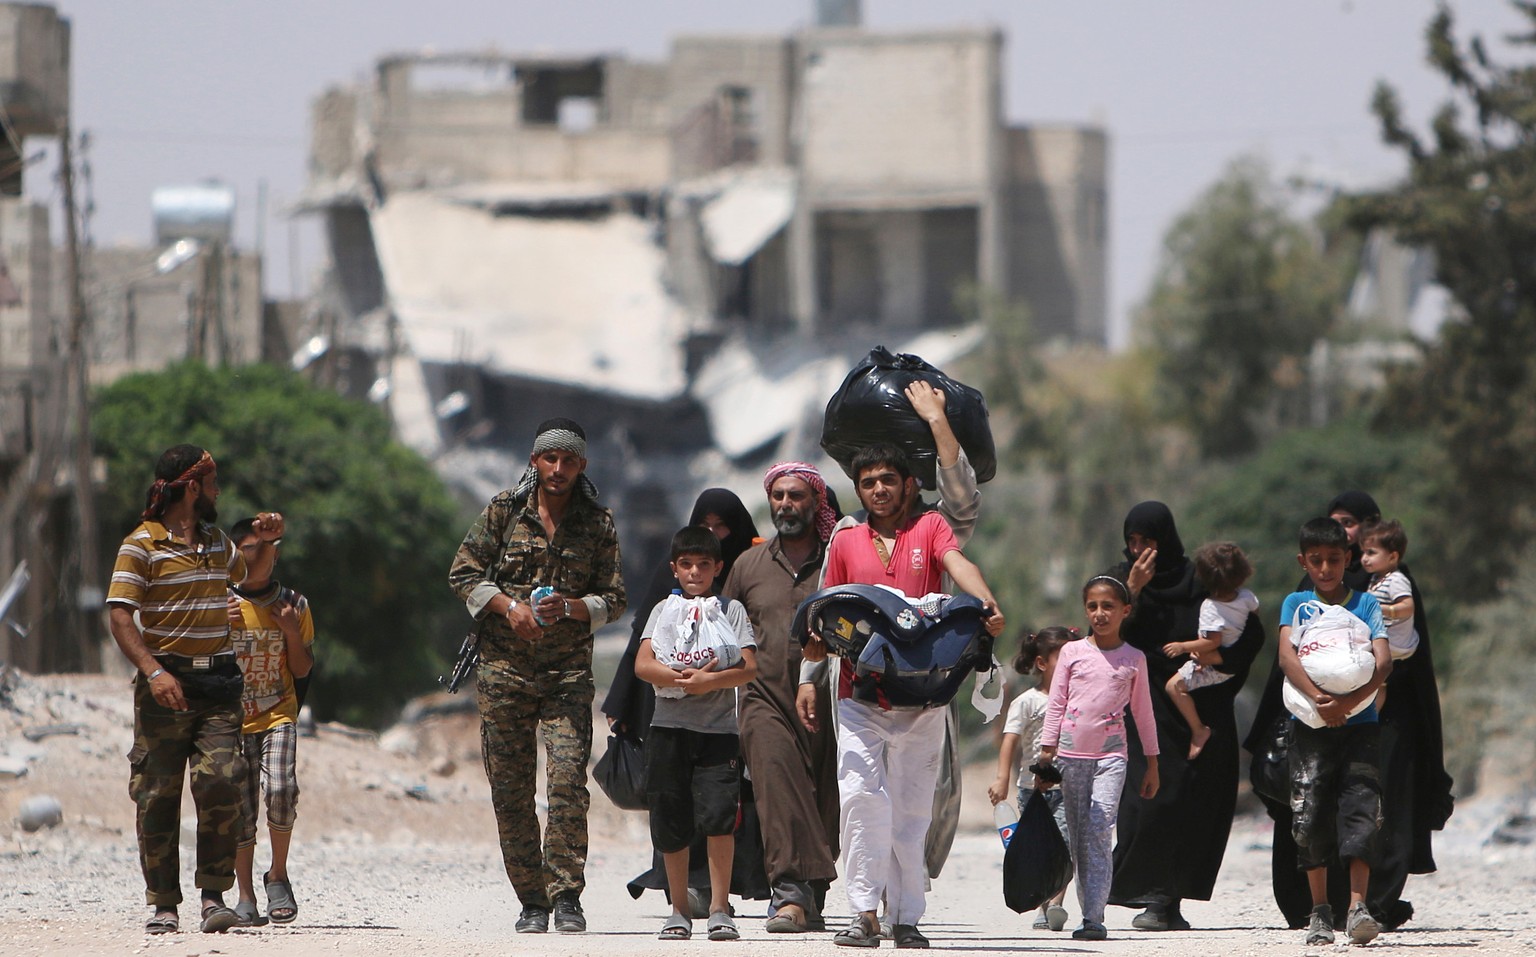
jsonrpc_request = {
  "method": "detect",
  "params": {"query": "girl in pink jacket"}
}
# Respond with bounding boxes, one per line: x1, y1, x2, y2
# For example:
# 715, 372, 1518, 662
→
1038, 575, 1161, 941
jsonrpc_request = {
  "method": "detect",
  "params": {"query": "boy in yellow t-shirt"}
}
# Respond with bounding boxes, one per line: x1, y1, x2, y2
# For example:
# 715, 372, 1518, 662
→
227, 517, 315, 927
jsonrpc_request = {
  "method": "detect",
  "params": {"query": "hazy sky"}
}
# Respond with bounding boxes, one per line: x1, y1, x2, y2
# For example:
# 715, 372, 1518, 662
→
31, 0, 1526, 347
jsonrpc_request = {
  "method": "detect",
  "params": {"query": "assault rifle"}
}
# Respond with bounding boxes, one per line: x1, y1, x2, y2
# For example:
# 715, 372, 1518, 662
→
441, 628, 481, 693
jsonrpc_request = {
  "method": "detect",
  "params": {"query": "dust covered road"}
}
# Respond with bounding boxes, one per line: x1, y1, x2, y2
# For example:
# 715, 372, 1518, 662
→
3, 675, 1533, 956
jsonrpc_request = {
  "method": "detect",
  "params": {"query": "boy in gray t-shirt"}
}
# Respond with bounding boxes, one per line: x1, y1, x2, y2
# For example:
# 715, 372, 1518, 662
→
635, 526, 758, 942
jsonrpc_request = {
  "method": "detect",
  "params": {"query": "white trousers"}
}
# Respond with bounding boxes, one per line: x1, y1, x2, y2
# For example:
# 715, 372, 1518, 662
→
836, 698, 947, 925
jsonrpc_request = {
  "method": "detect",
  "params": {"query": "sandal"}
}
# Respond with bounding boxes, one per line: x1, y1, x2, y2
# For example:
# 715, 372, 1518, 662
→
200, 900, 238, 934
834, 914, 881, 948
892, 924, 930, 949
708, 911, 740, 941
234, 899, 268, 927
145, 910, 179, 935
766, 903, 808, 933
659, 913, 693, 940
264, 871, 298, 924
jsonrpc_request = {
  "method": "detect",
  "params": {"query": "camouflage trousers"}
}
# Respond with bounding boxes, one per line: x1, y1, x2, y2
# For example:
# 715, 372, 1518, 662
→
128, 675, 245, 906
477, 660, 594, 907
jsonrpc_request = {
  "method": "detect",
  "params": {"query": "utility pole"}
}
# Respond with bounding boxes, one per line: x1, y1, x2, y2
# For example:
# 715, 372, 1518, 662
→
59, 124, 101, 671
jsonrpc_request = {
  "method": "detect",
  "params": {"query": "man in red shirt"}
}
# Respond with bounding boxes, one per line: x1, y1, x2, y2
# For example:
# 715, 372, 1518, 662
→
801, 444, 1003, 949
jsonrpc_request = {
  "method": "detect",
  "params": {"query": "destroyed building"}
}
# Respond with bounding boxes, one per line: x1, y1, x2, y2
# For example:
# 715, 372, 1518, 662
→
298, 8, 1109, 568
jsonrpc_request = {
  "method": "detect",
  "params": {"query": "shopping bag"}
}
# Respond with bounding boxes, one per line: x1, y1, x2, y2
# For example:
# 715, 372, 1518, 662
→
649, 594, 742, 699
593, 732, 648, 811
1002, 790, 1073, 913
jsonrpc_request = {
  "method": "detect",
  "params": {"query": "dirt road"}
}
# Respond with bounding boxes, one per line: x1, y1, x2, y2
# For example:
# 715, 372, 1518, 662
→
3, 674, 1532, 956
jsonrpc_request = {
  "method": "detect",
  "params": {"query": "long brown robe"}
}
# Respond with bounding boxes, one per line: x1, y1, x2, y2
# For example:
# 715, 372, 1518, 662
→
724, 536, 841, 898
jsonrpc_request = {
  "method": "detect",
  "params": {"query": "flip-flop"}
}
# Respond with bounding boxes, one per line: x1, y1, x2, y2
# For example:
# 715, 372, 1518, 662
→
200, 902, 238, 934
145, 911, 178, 935
264, 872, 298, 924
234, 899, 268, 927
659, 913, 692, 940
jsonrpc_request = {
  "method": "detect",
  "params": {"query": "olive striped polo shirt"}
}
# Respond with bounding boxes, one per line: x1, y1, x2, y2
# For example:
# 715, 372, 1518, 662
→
107, 519, 249, 657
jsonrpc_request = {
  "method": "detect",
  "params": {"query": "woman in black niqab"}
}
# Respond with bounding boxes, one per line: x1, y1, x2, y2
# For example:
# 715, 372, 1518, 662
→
1245, 490, 1453, 931
1314, 490, 1380, 592
1104, 502, 1267, 929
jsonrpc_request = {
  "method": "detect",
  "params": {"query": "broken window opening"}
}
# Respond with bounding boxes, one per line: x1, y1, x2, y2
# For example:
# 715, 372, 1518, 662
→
485, 199, 612, 221
816, 212, 882, 327
719, 86, 758, 165
518, 62, 606, 126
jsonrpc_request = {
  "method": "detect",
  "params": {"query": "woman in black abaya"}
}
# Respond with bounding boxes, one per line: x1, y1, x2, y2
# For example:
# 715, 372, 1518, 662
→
598, 488, 771, 908
1244, 491, 1453, 930
1104, 502, 1267, 930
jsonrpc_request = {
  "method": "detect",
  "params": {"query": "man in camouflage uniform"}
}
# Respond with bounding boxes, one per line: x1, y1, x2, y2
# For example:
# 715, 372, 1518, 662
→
449, 418, 626, 934
106, 443, 284, 935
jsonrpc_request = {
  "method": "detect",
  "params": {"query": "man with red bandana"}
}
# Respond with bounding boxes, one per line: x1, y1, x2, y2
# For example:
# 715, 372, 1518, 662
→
107, 444, 284, 935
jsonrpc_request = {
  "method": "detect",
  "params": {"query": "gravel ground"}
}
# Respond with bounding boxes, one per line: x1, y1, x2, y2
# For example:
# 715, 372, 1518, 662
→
3, 672, 1534, 956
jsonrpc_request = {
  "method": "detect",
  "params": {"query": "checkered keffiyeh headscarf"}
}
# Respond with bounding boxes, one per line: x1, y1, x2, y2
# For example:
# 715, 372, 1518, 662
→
141, 450, 216, 520
763, 461, 838, 542
513, 418, 600, 502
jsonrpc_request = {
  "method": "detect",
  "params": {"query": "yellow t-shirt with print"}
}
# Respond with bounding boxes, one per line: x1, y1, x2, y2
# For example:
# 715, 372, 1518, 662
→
231, 584, 315, 733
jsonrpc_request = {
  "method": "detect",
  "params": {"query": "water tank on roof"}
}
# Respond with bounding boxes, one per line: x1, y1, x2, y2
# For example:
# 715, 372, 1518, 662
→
151, 183, 236, 246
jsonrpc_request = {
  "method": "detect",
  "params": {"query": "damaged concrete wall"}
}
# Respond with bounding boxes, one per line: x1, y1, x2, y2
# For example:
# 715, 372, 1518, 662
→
668, 35, 793, 177
369, 55, 671, 190
1004, 125, 1108, 344
797, 31, 1000, 205
0, 201, 50, 373
309, 87, 359, 185
58, 245, 265, 382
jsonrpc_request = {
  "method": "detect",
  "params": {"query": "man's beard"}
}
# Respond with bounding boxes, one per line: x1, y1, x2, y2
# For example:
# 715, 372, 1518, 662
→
772, 508, 810, 538
193, 491, 218, 523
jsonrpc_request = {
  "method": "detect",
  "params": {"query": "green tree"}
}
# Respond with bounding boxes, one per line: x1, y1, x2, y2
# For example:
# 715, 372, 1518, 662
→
94, 361, 465, 727
1180, 413, 1445, 609
1138, 157, 1350, 458
1343, 4, 1536, 598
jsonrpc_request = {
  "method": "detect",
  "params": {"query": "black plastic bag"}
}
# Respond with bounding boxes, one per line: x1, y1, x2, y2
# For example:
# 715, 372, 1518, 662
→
821, 346, 996, 489
593, 732, 648, 811
1249, 712, 1292, 806
1002, 790, 1073, 914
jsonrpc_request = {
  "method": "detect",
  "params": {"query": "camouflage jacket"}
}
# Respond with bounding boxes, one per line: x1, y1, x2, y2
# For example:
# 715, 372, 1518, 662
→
448, 487, 626, 674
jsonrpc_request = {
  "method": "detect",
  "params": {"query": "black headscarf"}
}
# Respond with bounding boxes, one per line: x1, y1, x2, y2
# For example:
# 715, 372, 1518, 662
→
688, 488, 760, 584
1299, 490, 1381, 593
1121, 500, 1190, 589
1326, 490, 1381, 526
601, 488, 759, 737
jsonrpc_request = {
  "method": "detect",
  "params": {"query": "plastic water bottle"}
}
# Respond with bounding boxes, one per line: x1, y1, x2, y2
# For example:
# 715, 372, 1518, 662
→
530, 585, 555, 625
994, 800, 1019, 848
